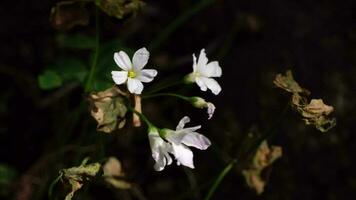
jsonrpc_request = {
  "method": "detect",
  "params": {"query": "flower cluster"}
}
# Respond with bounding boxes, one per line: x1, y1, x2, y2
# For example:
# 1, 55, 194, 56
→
110, 47, 222, 171
149, 116, 211, 171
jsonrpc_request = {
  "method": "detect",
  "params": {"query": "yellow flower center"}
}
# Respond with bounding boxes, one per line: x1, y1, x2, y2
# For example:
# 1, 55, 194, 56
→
128, 70, 136, 78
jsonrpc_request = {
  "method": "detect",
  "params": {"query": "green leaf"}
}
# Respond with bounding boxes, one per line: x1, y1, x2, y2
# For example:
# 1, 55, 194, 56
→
38, 70, 63, 90
56, 34, 96, 49
0, 164, 17, 185
53, 58, 88, 83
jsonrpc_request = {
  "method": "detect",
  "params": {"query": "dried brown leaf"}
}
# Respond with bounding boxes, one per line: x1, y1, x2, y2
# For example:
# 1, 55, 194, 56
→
273, 70, 308, 94
89, 86, 128, 133
95, 0, 144, 19
61, 158, 101, 200
300, 99, 336, 132
274, 70, 336, 132
50, 1, 90, 31
242, 141, 282, 194
103, 157, 131, 189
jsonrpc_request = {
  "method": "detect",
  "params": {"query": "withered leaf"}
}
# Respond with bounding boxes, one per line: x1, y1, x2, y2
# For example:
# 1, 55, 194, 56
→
50, 1, 90, 31
89, 86, 128, 133
60, 158, 101, 200
242, 140, 282, 194
274, 70, 336, 132
103, 157, 131, 189
301, 99, 336, 132
95, 0, 144, 19
273, 70, 306, 94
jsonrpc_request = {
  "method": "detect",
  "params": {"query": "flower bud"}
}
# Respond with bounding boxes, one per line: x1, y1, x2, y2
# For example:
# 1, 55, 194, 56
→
190, 97, 216, 119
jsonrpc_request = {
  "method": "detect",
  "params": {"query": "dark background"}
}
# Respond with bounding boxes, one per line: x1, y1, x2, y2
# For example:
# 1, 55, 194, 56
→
0, 0, 355, 199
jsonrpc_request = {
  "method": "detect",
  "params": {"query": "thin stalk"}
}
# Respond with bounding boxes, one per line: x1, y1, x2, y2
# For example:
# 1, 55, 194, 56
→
204, 160, 237, 200
142, 92, 189, 101
128, 105, 154, 128
85, 7, 100, 92
144, 80, 184, 95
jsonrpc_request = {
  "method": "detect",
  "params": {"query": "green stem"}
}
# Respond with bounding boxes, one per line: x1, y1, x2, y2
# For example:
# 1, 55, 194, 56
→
204, 160, 237, 200
85, 7, 100, 92
128, 105, 154, 128
142, 93, 190, 101
144, 80, 183, 95
149, 0, 215, 51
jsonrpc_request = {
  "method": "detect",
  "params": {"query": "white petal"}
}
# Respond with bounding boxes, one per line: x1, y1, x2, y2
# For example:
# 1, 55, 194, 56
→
127, 78, 144, 94
192, 53, 198, 72
181, 132, 211, 150
176, 116, 190, 130
201, 77, 221, 95
197, 49, 208, 72
137, 69, 158, 83
111, 71, 128, 85
133, 47, 150, 70
195, 77, 208, 91
201, 61, 222, 77
172, 144, 194, 169
166, 125, 201, 145
149, 132, 172, 171
114, 51, 132, 71
207, 102, 216, 119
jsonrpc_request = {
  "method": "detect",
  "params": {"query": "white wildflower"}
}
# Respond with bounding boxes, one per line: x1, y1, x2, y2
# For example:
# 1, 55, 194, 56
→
162, 116, 211, 169
186, 49, 222, 95
111, 47, 157, 94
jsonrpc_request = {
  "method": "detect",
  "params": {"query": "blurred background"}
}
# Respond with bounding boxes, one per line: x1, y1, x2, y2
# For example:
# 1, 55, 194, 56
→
0, 0, 355, 199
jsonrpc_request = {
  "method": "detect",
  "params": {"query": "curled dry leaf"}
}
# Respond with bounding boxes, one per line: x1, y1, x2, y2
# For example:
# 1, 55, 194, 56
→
274, 70, 336, 132
273, 70, 308, 94
301, 99, 336, 132
50, 1, 90, 31
242, 140, 282, 194
89, 86, 128, 133
95, 0, 144, 19
103, 157, 131, 189
60, 158, 101, 200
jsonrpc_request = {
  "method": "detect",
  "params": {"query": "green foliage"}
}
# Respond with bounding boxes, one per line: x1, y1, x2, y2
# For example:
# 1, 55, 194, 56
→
0, 164, 17, 196
38, 70, 63, 90
56, 34, 96, 50
38, 57, 88, 90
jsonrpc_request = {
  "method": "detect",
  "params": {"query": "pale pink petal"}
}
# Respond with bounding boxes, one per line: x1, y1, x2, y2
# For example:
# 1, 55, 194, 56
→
181, 132, 211, 150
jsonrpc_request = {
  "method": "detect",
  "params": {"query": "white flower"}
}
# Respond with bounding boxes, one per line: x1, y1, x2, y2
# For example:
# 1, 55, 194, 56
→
162, 116, 211, 169
190, 97, 216, 119
186, 49, 222, 95
148, 127, 173, 171
111, 47, 158, 94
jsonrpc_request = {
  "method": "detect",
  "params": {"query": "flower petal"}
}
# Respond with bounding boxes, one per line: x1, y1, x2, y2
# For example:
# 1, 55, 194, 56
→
132, 47, 150, 70
181, 132, 211, 150
201, 61, 222, 77
165, 125, 201, 145
201, 77, 221, 95
127, 78, 144, 94
176, 116, 190, 130
197, 49, 208, 72
195, 77, 208, 91
172, 144, 194, 169
149, 132, 172, 171
111, 71, 128, 85
114, 51, 132, 71
207, 102, 216, 119
137, 69, 158, 83
192, 53, 198, 72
